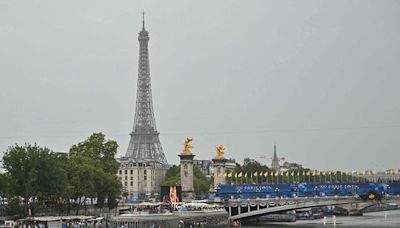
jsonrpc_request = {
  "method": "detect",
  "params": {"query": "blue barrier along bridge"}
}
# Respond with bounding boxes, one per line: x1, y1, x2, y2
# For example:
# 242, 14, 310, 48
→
217, 182, 400, 200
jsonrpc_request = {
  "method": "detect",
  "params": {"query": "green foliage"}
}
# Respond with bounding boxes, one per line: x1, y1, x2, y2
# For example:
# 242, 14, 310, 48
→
7, 197, 23, 218
163, 176, 180, 186
1, 132, 122, 216
235, 158, 271, 174
165, 165, 180, 179
193, 176, 210, 195
2, 143, 62, 215
67, 156, 97, 200
193, 166, 211, 195
36, 153, 68, 202
68, 132, 121, 211
228, 158, 312, 184
69, 132, 119, 173
163, 165, 212, 195
193, 165, 207, 180
0, 173, 12, 195
228, 158, 363, 184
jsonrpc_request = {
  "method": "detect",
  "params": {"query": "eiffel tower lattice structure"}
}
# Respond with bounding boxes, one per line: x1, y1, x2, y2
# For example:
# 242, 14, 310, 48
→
125, 14, 168, 165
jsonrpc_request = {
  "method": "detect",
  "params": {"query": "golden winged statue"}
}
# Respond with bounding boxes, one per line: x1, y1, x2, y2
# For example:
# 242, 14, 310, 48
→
215, 144, 226, 159
181, 137, 193, 155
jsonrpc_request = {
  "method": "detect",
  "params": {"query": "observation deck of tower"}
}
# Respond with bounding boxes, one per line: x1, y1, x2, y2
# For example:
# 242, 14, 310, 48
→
125, 14, 168, 165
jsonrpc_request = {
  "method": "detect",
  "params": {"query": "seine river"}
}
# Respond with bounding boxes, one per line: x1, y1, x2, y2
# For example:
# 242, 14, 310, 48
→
242, 210, 400, 227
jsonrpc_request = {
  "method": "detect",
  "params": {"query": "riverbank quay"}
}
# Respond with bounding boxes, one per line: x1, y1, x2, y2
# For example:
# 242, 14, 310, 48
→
0, 204, 119, 221
10, 216, 101, 228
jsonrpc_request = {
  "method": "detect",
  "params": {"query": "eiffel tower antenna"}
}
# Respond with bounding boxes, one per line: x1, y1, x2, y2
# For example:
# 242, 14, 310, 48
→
142, 11, 145, 29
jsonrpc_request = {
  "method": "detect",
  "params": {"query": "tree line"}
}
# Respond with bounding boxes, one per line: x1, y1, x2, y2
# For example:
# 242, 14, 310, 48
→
0, 132, 122, 218
230, 158, 363, 184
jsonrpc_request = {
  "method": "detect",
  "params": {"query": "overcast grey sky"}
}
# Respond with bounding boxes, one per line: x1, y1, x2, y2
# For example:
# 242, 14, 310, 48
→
1, 0, 400, 171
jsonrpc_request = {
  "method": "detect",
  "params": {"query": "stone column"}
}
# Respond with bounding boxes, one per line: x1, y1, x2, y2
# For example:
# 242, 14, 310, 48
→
179, 153, 196, 201
212, 158, 227, 191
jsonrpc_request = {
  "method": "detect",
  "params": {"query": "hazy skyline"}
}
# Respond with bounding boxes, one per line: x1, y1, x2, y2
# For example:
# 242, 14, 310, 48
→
1, 0, 400, 171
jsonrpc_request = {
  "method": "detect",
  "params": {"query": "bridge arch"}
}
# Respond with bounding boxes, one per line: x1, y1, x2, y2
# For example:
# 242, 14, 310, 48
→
227, 197, 359, 220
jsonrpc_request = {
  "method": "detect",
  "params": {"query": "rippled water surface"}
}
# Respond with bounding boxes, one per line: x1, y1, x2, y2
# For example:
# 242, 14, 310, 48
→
241, 210, 400, 227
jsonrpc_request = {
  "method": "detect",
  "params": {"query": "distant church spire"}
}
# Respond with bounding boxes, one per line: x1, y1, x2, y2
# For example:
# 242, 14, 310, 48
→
271, 144, 280, 172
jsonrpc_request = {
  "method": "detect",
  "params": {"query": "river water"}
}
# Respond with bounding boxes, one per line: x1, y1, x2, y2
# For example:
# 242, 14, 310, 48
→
242, 210, 400, 227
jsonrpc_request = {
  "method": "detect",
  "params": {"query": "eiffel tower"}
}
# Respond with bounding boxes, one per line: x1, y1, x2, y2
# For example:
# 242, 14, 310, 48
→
125, 13, 168, 165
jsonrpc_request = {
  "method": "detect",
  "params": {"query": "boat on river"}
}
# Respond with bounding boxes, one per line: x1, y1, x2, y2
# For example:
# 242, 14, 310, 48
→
173, 202, 229, 227
111, 202, 230, 228
111, 202, 179, 228
111, 212, 179, 228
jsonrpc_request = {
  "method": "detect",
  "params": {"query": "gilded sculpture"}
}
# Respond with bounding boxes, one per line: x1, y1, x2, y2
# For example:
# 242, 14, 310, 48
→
181, 137, 193, 154
215, 144, 226, 159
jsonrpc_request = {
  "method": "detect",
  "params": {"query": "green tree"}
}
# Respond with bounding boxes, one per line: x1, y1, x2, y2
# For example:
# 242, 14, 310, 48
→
66, 156, 96, 215
68, 132, 121, 214
163, 165, 181, 186
0, 173, 12, 196
69, 132, 119, 173
7, 197, 23, 219
35, 152, 68, 209
163, 165, 212, 196
165, 165, 180, 179
193, 166, 211, 195
2, 144, 64, 216
233, 158, 272, 183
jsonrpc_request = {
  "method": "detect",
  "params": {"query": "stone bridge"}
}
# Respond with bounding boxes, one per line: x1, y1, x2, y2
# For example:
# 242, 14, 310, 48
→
224, 195, 400, 220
